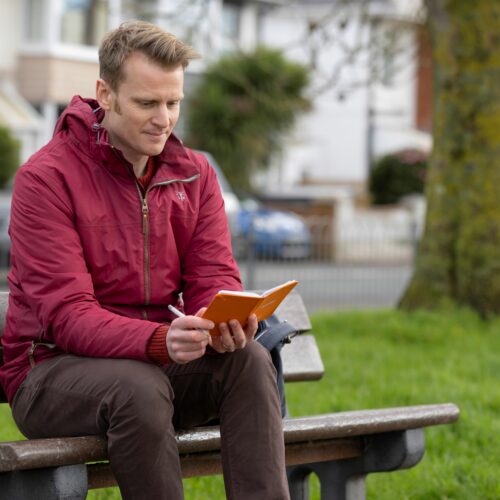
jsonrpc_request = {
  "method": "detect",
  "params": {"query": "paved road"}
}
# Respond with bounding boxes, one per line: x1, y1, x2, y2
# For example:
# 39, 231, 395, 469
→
0, 262, 413, 314
237, 261, 413, 313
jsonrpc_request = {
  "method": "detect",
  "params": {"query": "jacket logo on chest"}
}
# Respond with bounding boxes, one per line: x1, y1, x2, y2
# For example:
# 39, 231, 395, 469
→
176, 191, 186, 202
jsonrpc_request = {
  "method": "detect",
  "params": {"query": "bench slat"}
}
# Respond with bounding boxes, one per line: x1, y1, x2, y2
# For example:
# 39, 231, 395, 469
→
86, 437, 364, 489
282, 335, 324, 382
0, 403, 459, 473
273, 290, 311, 333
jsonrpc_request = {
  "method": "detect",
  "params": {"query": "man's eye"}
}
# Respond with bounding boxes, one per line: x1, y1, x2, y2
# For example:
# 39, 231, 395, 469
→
141, 101, 154, 107
168, 101, 180, 108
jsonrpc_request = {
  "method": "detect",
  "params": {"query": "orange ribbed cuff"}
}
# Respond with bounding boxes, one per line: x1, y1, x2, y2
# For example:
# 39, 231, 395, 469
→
147, 324, 171, 365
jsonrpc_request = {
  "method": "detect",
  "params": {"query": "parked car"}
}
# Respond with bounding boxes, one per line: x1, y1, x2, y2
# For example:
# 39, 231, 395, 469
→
197, 151, 241, 239
237, 198, 312, 260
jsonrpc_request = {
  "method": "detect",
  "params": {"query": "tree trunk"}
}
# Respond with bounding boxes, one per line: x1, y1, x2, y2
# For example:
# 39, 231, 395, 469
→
400, 0, 500, 316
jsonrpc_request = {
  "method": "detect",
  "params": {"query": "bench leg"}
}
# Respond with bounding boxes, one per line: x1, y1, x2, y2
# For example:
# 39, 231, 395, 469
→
287, 429, 425, 500
0, 464, 88, 499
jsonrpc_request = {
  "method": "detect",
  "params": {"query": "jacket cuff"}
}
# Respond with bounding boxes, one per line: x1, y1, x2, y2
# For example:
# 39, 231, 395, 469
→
147, 324, 171, 365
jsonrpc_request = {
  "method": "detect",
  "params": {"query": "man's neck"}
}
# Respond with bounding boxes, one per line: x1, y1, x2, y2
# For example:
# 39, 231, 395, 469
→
132, 158, 149, 178
101, 117, 148, 177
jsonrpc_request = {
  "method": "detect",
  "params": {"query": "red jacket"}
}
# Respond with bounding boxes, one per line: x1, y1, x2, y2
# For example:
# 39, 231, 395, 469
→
0, 96, 242, 403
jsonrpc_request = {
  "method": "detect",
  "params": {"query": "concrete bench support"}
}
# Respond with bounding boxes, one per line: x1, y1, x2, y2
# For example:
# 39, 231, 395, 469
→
287, 428, 424, 500
0, 463, 88, 500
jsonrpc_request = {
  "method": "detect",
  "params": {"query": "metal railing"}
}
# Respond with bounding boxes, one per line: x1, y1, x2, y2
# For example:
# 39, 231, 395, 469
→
0, 217, 419, 314
235, 215, 418, 313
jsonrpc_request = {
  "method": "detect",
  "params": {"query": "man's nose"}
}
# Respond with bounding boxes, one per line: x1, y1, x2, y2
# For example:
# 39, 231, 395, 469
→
152, 105, 170, 128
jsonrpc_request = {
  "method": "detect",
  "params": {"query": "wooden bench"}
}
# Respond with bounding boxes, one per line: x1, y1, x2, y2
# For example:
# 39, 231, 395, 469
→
0, 291, 459, 499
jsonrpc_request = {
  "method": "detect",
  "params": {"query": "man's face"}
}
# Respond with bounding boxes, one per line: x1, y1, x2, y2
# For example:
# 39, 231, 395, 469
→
96, 52, 184, 167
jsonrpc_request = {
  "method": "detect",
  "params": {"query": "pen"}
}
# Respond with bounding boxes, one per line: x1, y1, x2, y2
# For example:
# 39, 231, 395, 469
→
168, 304, 186, 318
168, 304, 211, 339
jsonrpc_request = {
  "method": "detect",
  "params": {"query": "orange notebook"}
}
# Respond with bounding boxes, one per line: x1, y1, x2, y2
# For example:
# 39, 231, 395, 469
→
203, 280, 299, 336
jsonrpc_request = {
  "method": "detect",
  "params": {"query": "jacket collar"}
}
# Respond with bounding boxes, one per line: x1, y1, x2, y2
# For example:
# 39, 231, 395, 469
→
56, 96, 200, 182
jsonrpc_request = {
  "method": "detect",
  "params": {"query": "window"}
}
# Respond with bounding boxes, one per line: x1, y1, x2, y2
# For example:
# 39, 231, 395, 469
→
122, 0, 158, 23
221, 1, 241, 52
25, 0, 45, 42
60, 0, 109, 46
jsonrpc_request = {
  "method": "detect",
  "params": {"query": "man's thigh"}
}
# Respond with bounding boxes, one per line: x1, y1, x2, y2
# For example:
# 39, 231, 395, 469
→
11, 355, 172, 439
163, 344, 273, 429
162, 352, 224, 429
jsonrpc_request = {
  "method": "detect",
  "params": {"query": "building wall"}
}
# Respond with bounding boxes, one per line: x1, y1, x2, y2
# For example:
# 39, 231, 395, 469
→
259, 3, 371, 187
258, 0, 431, 190
0, 0, 23, 78
17, 56, 98, 104
370, 25, 431, 159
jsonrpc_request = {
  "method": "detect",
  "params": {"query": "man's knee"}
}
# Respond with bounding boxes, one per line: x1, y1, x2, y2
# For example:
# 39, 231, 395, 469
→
226, 341, 276, 387
102, 360, 174, 428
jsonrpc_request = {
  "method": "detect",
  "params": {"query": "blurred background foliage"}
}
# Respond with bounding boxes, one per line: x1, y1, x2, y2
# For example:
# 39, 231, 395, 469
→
0, 127, 20, 189
369, 149, 428, 205
186, 47, 310, 191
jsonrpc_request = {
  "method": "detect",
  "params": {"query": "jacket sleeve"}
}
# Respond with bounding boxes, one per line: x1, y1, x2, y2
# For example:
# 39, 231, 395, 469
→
9, 165, 160, 360
181, 154, 243, 315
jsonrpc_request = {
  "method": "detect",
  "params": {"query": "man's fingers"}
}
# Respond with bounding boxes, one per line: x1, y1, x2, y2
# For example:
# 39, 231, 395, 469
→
172, 346, 207, 364
210, 315, 258, 354
171, 315, 214, 332
229, 320, 247, 349
218, 320, 247, 350
170, 338, 209, 352
218, 322, 236, 351
168, 316, 214, 364
244, 314, 258, 340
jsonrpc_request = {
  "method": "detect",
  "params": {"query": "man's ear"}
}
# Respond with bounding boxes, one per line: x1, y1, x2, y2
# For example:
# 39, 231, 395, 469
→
96, 79, 112, 110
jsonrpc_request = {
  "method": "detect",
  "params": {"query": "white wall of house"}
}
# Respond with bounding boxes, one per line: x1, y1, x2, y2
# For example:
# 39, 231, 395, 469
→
258, 3, 369, 188
0, 1, 43, 161
0, 0, 23, 79
258, 0, 429, 191
370, 22, 431, 160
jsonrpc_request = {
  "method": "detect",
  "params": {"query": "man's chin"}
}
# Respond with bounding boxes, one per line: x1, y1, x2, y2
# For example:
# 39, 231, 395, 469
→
145, 140, 167, 156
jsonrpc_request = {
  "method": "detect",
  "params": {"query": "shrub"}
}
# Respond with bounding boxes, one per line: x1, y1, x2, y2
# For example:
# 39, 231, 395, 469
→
369, 149, 428, 205
0, 126, 20, 188
186, 47, 310, 191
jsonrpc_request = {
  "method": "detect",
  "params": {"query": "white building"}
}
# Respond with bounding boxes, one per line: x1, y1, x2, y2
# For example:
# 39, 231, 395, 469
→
257, 0, 431, 193
0, 0, 431, 190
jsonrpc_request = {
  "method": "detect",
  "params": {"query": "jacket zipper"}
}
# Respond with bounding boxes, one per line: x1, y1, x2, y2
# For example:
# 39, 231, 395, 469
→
142, 195, 150, 319
135, 174, 200, 317
100, 136, 201, 317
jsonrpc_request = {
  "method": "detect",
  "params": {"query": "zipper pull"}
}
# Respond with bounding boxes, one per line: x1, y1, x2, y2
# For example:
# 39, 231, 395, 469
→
142, 199, 148, 235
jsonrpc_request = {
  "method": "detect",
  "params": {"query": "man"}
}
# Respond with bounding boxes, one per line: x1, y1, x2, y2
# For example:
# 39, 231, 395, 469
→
0, 21, 289, 499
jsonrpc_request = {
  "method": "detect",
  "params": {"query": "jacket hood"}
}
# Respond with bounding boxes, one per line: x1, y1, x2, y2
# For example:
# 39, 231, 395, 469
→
54, 95, 104, 142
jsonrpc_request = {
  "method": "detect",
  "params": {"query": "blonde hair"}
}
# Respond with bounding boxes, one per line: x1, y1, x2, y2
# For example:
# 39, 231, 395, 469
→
99, 21, 200, 90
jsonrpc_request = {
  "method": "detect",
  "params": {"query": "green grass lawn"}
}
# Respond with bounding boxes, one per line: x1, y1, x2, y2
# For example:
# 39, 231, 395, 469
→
1, 307, 499, 499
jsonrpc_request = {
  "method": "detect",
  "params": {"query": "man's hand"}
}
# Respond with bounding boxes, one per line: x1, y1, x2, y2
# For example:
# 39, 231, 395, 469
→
167, 310, 214, 364
210, 314, 258, 354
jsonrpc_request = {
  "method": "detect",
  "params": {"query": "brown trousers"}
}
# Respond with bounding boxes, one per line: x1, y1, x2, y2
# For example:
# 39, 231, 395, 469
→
11, 342, 289, 500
